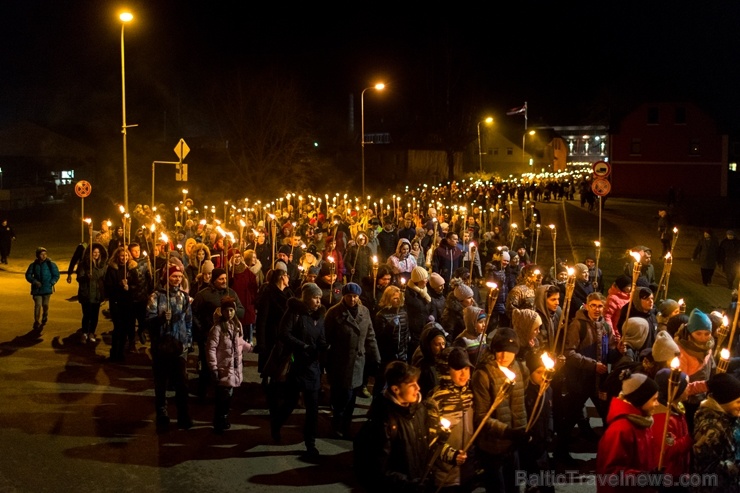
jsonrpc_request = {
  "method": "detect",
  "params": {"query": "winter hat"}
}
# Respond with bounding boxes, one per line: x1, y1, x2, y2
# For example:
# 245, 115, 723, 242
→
637, 287, 653, 300
275, 261, 288, 273
429, 273, 445, 289
35, 247, 47, 258
500, 251, 510, 262
686, 308, 712, 333
410, 266, 429, 283
574, 263, 589, 275
167, 264, 183, 278
651, 330, 680, 363
708, 373, 740, 405
635, 277, 650, 289
278, 245, 292, 256
622, 317, 650, 351
307, 265, 320, 276
446, 346, 474, 370
201, 260, 215, 274
489, 327, 520, 354
614, 275, 632, 291
212, 267, 227, 280
658, 299, 680, 318
463, 306, 487, 333
666, 313, 689, 336
708, 310, 725, 331
319, 262, 332, 277
220, 296, 237, 312
301, 282, 322, 300
619, 370, 659, 408
654, 368, 689, 406
305, 244, 319, 259
454, 284, 474, 302
342, 282, 362, 296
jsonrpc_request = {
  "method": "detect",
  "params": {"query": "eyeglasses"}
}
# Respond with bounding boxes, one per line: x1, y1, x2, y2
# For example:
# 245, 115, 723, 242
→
588, 304, 605, 309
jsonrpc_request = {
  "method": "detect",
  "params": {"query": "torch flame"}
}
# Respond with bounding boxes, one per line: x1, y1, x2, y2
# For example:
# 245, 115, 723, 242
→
723, 315, 729, 326
372, 256, 378, 264
665, 252, 672, 260
541, 353, 555, 370
160, 233, 169, 243
721, 348, 731, 361
486, 282, 498, 289
84, 218, 92, 224
500, 366, 516, 382
670, 357, 680, 370
630, 251, 642, 262
440, 417, 451, 430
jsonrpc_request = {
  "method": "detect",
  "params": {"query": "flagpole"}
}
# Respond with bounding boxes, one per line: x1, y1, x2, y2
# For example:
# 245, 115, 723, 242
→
522, 101, 528, 166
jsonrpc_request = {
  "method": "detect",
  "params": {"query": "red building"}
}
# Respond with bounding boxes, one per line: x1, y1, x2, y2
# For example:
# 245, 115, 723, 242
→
609, 102, 727, 197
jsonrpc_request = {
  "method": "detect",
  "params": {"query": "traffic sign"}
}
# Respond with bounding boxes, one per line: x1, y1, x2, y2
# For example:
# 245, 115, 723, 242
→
592, 161, 611, 177
74, 180, 92, 198
591, 178, 611, 196
174, 139, 190, 161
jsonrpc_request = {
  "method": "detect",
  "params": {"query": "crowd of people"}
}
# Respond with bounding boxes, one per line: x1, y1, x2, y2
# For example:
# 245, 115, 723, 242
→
22, 174, 740, 493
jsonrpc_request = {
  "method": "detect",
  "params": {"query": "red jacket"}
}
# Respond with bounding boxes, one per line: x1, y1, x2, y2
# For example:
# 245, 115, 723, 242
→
596, 397, 657, 493
650, 404, 691, 478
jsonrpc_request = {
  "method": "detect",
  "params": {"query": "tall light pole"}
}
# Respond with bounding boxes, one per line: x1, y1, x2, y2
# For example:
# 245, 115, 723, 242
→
120, 11, 133, 213
361, 82, 385, 198
522, 129, 535, 166
477, 117, 493, 172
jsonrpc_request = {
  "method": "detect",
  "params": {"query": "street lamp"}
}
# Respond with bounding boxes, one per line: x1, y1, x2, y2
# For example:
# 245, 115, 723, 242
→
361, 82, 385, 198
522, 129, 535, 166
477, 117, 493, 172
119, 11, 133, 213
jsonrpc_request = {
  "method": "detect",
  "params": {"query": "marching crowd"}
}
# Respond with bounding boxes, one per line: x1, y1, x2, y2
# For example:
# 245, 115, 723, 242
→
20, 176, 740, 493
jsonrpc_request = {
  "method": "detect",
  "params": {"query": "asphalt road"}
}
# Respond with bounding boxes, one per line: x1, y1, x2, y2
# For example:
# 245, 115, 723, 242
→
0, 196, 735, 493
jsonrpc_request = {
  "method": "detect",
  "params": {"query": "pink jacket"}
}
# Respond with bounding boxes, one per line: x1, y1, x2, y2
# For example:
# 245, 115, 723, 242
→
604, 284, 630, 337
206, 308, 253, 388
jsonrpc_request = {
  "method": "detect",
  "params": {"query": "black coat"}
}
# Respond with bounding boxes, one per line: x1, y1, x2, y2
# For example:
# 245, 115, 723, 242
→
279, 297, 327, 391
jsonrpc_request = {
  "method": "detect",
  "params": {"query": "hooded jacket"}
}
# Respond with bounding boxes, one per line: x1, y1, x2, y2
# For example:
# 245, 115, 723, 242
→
604, 283, 630, 336
387, 238, 416, 278
185, 243, 211, 286
76, 243, 108, 304
534, 284, 562, 352
207, 307, 251, 388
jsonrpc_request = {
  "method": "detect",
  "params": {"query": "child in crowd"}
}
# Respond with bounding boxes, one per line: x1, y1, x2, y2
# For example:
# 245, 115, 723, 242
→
520, 349, 555, 493
651, 368, 691, 493
454, 305, 488, 366
206, 296, 252, 434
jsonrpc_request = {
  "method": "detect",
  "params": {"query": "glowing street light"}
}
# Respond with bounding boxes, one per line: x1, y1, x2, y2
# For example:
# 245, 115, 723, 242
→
477, 117, 493, 172
361, 82, 385, 198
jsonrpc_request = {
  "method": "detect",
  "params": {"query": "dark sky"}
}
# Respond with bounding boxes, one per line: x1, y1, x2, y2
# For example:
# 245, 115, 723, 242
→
2, 2, 740, 133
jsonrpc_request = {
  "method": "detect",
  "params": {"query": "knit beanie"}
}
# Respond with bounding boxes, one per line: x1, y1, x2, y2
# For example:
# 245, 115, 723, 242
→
429, 272, 445, 289
35, 246, 48, 258
651, 330, 680, 363
654, 368, 689, 406
410, 266, 429, 283
658, 299, 680, 318
707, 373, 740, 405
167, 264, 183, 277
307, 265, 320, 276
500, 251, 510, 261
201, 260, 215, 274
620, 370, 659, 408
319, 262, 332, 277
686, 308, 711, 333
463, 306, 486, 333
301, 282, 322, 301
614, 275, 631, 291
622, 317, 650, 350
574, 263, 589, 276
212, 267, 227, 280
666, 313, 689, 337
708, 310, 725, 331
454, 283, 474, 302
489, 327, 520, 354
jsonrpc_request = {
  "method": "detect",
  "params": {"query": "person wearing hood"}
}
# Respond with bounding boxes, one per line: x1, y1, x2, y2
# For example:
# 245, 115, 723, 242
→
511, 307, 542, 363
387, 237, 417, 286
146, 263, 193, 431
534, 284, 562, 353
426, 346, 475, 490
206, 296, 253, 434
104, 246, 138, 362
442, 280, 477, 341
228, 248, 259, 345
454, 305, 488, 366
604, 275, 632, 335
619, 317, 651, 363
75, 243, 108, 343
185, 242, 211, 287
616, 286, 658, 349
650, 368, 691, 490
412, 320, 448, 398
325, 282, 380, 439
675, 308, 715, 432
691, 372, 740, 492
405, 266, 435, 359
471, 326, 529, 493
596, 370, 660, 493
269, 283, 327, 458
191, 267, 245, 399
344, 231, 373, 284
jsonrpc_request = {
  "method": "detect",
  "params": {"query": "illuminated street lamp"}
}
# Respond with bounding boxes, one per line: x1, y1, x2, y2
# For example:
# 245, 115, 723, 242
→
523, 129, 535, 166
477, 117, 493, 172
361, 82, 385, 198
119, 11, 134, 212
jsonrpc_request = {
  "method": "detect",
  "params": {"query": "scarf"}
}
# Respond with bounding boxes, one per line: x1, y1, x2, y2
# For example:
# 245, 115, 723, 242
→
407, 281, 431, 302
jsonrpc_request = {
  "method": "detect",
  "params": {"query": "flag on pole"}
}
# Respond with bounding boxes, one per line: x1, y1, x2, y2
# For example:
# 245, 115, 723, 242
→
506, 103, 527, 116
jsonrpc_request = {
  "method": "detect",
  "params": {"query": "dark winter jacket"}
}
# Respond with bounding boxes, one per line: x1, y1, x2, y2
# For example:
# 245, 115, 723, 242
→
374, 305, 410, 363
279, 297, 327, 391
191, 283, 245, 341
76, 243, 108, 304
325, 300, 380, 389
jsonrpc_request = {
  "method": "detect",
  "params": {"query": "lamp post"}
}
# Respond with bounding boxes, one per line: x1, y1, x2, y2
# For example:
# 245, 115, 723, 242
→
477, 117, 493, 172
119, 11, 133, 213
361, 82, 385, 198
522, 129, 535, 166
